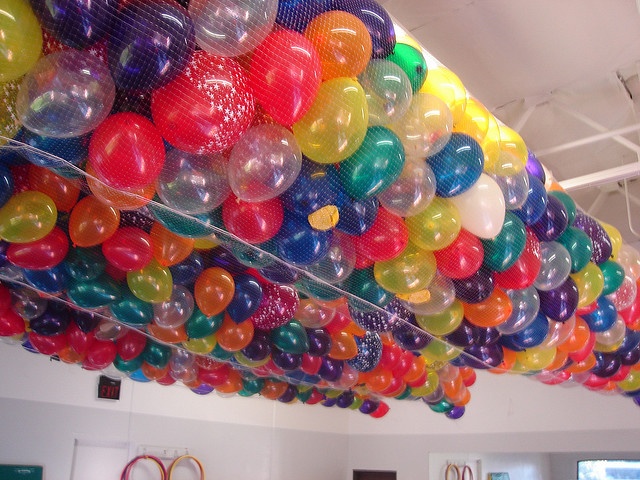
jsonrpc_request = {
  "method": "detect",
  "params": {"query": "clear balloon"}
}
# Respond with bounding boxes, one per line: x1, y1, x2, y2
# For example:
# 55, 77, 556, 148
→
16, 50, 114, 138
389, 93, 453, 158
189, 0, 278, 57
304, 232, 356, 284
156, 150, 229, 214
0, 0, 43, 82
606, 274, 638, 311
490, 168, 530, 211
419, 66, 467, 125
377, 158, 436, 217
359, 59, 412, 126
400, 270, 456, 316
374, 242, 436, 295
228, 124, 302, 202
85, 164, 155, 211
534, 241, 572, 291
11, 286, 48, 320
153, 284, 195, 329
498, 286, 540, 335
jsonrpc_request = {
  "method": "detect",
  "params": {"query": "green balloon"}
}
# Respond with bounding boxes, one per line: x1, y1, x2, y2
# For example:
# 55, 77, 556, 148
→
211, 343, 235, 360
344, 266, 394, 309
549, 191, 577, 226
271, 320, 309, 354
395, 386, 413, 400
481, 212, 526, 272
428, 398, 454, 414
65, 247, 106, 281
558, 226, 593, 273
238, 377, 265, 397
599, 260, 626, 295
113, 354, 144, 373
109, 291, 153, 326
185, 309, 223, 339
296, 387, 314, 403
143, 341, 171, 369
339, 126, 405, 200
67, 274, 121, 309
386, 43, 428, 93
148, 197, 224, 238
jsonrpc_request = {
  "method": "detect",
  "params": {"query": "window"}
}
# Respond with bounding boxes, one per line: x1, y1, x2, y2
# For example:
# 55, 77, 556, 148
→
578, 460, 640, 480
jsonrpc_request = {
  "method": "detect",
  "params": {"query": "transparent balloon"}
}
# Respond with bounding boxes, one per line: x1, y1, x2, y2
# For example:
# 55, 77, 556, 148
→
228, 124, 302, 203
358, 59, 412, 126
156, 150, 230, 214
419, 66, 467, 125
294, 297, 338, 328
595, 315, 627, 347
489, 168, 529, 211
400, 271, 456, 315
153, 285, 195, 329
188, 0, 278, 57
607, 274, 637, 311
617, 244, 640, 280
11, 287, 48, 320
498, 286, 540, 335
534, 241, 572, 291
303, 232, 356, 284
377, 158, 437, 217
16, 50, 115, 138
539, 315, 576, 349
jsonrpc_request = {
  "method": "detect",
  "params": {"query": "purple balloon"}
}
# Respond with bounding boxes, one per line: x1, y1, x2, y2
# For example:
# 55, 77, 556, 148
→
335, 390, 355, 408
332, 0, 396, 58
241, 329, 272, 361
191, 384, 214, 395
306, 328, 332, 356
271, 349, 303, 371
530, 195, 569, 242
276, 0, 331, 32
317, 357, 343, 382
392, 320, 431, 351
446, 320, 476, 348
538, 277, 579, 322
525, 150, 546, 184
359, 398, 379, 414
591, 351, 621, 378
452, 267, 495, 304
462, 343, 504, 369
277, 384, 298, 403
445, 405, 466, 420
29, 308, 71, 336
349, 303, 394, 332
572, 211, 612, 265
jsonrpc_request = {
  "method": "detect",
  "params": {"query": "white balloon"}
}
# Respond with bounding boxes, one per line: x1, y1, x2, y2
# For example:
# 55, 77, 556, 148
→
449, 173, 505, 239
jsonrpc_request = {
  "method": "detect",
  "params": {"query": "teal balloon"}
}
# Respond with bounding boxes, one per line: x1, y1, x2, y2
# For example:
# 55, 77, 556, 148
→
296, 277, 343, 301
113, 354, 144, 373
558, 226, 593, 273
428, 398, 454, 413
238, 377, 265, 397
109, 291, 153, 326
148, 198, 225, 238
211, 343, 235, 360
386, 42, 427, 93
343, 267, 394, 309
271, 320, 310, 354
143, 341, 172, 369
548, 191, 576, 226
481, 212, 526, 272
599, 260, 626, 296
67, 275, 121, 308
185, 309, 223, 339
65, 246, 106, 281
338, 126, 405, 200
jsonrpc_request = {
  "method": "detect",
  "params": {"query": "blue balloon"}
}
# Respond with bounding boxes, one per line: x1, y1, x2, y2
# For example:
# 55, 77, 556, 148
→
392, 319, 430, 351
525, 150, 546, 184
306, 328, 331, 356
241, 329, 272, 361
30, 0, 117, 49
332, 0, 396, 58
129, 368, 152, 382
271, 348, 303, 371
513, 172, 547, 225
276, 0, 331, 32
530, 195, 569, 242
281, 159, 339, 217
347, 331, 383, 372
108, 0, 195, 91
20, 129, 90, 170
0, 164, 13, 208
582, 296, 617, 332
335, 195, 379, 235
258, 261, 300, 284
317, 357, 343, 382
427, 133, 484, 198
591, 351, 621, 378
348, 302, 394, 332
500, 311, 549, 351
538, 277, 579, 322
29, 307, 71, 336
274, 212, 332, 266
23, 265, 69, 294
169, 251, 204, 287
227, 273, 263, 323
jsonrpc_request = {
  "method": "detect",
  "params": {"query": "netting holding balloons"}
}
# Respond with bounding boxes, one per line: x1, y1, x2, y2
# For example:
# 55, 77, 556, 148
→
2, 0, 640, 420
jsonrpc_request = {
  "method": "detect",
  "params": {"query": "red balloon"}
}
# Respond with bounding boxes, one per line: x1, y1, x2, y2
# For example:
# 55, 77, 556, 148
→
152, 51, 255, 154
494, 228, 542, 290
353, 207, 408, 262
116, 329, 148, 361
7, 227, 69, 270
301, 353, 322, 375
378, 342, 402, 370
249, 30, 321, 126
370, 401, 390, 418
0, 308, 25, 336
0, 284, 11, 314
85, 340, 117, 369
434, 229, 483, 279
198, 363, 231, 387
102, 227, 153, 272
88, 112, 165, 189
67, 321, 95, 356
619, 280, 640, 326
222, 195, 284, 244
568, 330, 596, 363
29, 331, 68, 355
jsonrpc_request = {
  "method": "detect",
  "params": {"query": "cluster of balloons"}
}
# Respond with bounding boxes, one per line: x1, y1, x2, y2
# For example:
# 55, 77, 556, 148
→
3, 0, 640, 419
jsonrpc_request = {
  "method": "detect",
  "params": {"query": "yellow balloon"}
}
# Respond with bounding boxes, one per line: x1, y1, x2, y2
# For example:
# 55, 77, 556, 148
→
515, 346, 557, 370
485, 125, 527, 176
0, 191, 57, 243
405, 196, 461, 250
373, 243, 436, 294
420, 338, 461, 366
182, 334, 217, 354
570, 262, 605, 308
618, 369, 640, 392
415, 299, 464, 336
0, 0, 43, 82
410, 370, 439, 397
419, 66, 467, 124
292, 77, 368, 164
601, 221, 622, 260
453, 97, 492, 145
193, 235, 220, 250
234, 351, 270, 368
127, 260, 173, 303
480, 113, 501, 169
0, 79, 21, 144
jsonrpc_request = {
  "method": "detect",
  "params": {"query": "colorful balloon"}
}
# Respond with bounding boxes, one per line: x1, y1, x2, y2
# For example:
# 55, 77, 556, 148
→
194, 267, 234, 317
0, 0, 43, 82
405, 197, 461, 251
68, 195, 120, 247
127, 260, 173, 303
0, 191, 57, 243
102, 227, 152, 272
7, 226, 68, 270
427, 133, 484, 198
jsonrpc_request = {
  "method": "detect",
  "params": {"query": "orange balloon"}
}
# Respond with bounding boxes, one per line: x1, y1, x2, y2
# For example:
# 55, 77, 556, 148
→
194, 267, 235, 317
342, 321, 366, 337
147, 323, 188, 344
183, 375, 203, 389
462, 288, 513, 328
304, 11, 372, 80
489, 346, 516, 374
86, 163, 154, 210
403, 355, 427, 384
216, 369, 243, 394
454, 386, 471, 406
364, 366, 394, 393
150, 222, 194, 267
68, 195, 120, 247
216, 315, 254, 352
57, 345, 84, 364
328, 331, 358, 360
442, 374, 464, 400
261, 380, 289, 400
564, 352, 597, 374
544, 348, 569, 372
141, 362, 170, 381
28, 165, 80, 212
557, 316, 591, 353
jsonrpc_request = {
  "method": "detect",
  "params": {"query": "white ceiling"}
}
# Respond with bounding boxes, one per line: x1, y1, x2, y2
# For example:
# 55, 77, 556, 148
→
381, 0, 640, 246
